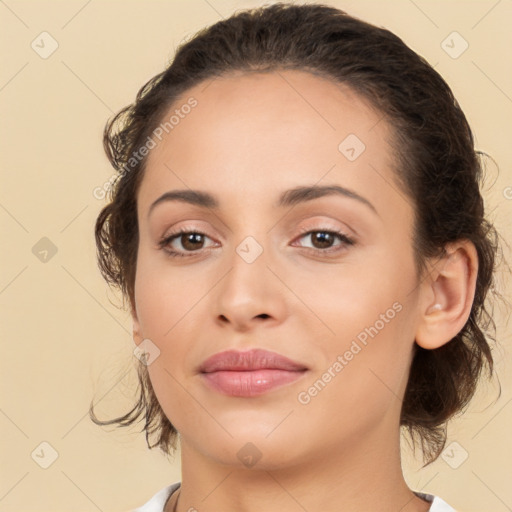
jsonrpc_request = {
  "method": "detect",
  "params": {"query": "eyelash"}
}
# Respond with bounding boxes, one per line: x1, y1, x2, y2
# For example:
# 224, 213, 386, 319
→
158, 226, 356, 259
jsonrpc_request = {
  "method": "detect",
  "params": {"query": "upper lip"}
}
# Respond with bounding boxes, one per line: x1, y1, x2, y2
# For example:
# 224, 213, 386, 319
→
199, 348, 308, 373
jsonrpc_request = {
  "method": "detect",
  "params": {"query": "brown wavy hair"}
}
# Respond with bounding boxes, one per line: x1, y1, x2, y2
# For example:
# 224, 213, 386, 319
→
90, 2, 507, 466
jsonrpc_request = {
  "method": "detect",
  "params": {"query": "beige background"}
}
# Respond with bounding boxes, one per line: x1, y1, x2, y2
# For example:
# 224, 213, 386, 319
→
1, 0, 511, 511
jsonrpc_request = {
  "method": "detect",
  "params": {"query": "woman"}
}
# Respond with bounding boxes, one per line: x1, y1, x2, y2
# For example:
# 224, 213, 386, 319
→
91, 3, 503, 511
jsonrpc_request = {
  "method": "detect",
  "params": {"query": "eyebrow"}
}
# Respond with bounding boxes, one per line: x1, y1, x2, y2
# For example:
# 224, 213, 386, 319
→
147, 184, 379, 218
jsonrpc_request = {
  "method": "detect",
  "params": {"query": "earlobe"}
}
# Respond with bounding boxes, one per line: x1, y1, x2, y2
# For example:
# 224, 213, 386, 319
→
415, 240, 478, 350
131, 305, 144, 345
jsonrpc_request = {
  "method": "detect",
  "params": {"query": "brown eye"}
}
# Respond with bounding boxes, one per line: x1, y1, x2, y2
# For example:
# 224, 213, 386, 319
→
307, 231, 336, 249
179, 232, 206, 251
158, 230, 215, 258
295, 229, 355, 253
158, 227, 355, 260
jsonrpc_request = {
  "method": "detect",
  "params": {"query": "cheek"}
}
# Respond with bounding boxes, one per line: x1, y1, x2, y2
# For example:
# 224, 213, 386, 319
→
294, 305, 416, 445
297, 246, 414, 345
300, 247, 418, 399
133, 245, 207, 340
133, 251, 215, 429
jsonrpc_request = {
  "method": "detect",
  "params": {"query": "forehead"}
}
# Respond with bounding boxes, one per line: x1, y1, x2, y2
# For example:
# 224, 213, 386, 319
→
138, 69, 404, 219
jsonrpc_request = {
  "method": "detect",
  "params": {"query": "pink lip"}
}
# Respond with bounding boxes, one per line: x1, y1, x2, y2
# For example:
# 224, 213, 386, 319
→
199, 349, 308, 397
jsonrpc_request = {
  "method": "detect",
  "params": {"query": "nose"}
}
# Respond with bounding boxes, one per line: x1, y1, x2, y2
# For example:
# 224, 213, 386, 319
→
213, 240, 287, 332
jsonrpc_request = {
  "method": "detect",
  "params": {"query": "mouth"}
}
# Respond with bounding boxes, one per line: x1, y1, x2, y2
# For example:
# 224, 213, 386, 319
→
199, 348, 309, 397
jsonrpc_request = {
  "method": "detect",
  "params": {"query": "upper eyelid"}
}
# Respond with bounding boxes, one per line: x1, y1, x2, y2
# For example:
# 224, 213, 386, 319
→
160, 216, 354, 237
162, 224, 348, 239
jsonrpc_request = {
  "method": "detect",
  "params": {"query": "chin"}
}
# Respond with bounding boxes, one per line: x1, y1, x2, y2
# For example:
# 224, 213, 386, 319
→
203, 430, 309, 471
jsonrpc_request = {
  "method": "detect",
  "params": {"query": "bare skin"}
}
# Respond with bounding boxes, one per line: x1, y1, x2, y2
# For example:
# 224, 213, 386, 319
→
130, 69, 477, 512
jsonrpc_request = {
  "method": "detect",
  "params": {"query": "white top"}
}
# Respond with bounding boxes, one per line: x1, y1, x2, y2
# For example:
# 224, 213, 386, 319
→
132, 482, 456, 511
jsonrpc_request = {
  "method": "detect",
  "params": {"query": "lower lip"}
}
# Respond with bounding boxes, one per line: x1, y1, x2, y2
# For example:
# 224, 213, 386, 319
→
201, 369, 307, 397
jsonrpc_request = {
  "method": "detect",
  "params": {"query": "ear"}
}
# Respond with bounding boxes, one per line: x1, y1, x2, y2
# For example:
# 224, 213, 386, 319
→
130, 303, 144, 346
415, 240, 478, 350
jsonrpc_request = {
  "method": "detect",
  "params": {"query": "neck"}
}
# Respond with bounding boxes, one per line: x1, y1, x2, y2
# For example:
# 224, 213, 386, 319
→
171, 422, 431, 512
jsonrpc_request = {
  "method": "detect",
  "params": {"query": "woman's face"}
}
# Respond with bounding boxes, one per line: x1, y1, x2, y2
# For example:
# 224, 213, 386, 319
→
132, 70, 424, 468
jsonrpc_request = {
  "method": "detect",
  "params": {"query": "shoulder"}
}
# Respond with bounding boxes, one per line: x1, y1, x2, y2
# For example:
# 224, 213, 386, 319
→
128, 484, 456, 512
429, 495, 457, 512
414, 491, 457, 512
129, 482, 181, 512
